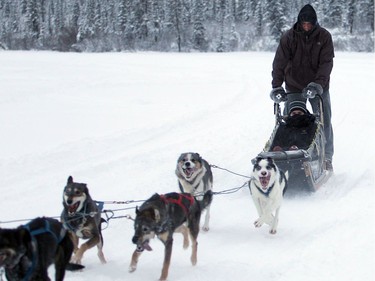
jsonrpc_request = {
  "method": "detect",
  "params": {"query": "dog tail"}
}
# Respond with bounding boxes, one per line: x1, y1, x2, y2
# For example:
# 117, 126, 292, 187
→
66, 263, 85, 271
198, 190, 213, 210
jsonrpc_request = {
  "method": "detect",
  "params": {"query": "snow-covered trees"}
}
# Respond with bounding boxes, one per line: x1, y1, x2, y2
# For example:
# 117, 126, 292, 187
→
0, 0, 373, 52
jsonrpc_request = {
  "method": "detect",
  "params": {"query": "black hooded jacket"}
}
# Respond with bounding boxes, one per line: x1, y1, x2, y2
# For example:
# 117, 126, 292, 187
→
271, 4, 334, 92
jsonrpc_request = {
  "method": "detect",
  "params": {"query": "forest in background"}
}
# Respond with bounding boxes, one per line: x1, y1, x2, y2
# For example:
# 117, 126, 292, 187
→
0, 0, 374, 52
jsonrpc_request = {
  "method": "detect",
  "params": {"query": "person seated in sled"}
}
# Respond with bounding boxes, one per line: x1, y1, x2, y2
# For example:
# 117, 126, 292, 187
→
272, 100, 316, 152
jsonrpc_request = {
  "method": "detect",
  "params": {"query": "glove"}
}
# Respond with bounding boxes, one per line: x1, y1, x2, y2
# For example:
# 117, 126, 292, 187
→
302, 82, 323, 99
270, 87, 287, 103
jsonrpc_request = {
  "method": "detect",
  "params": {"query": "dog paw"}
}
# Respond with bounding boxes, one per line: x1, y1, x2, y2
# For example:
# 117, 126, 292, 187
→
128, 265, 137, 273
191, 255, 197, 266
202, 226, 210, 232
98, 251, 107, 264
269, 229, 277, 235
254, 219, 263, 228
70, 256, 82, 265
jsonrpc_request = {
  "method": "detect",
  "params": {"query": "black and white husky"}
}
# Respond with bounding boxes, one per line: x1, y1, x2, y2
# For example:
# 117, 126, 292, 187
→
175, 152, 213, 231
249, 157, 288, 234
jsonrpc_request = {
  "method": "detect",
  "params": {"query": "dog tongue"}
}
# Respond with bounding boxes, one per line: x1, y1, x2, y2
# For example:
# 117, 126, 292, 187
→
143, 242, 152, 251
260, 177, 269, 188
68, 202, 79, 213
185, 168, 195, 178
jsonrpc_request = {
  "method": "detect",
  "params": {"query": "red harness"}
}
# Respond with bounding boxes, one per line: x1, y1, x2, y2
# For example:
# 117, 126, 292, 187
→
160, 193, 195, 215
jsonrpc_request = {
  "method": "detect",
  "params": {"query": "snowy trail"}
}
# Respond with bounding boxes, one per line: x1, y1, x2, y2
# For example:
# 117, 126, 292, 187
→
0, 51, 373, 281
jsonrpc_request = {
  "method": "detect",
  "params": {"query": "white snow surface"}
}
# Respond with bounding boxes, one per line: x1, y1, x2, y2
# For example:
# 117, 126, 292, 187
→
0, 51, 374, 281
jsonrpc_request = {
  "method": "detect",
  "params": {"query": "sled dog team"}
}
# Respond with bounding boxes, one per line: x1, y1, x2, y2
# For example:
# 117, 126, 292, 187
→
0, 152, 287, 281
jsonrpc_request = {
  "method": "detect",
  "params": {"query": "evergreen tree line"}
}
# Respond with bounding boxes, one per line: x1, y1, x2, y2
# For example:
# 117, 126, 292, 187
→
0, 0, 373, 52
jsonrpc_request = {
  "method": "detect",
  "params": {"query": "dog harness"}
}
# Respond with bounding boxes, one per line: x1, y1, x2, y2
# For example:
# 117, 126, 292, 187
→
252, 180, 275, 197
62, 201, 93, 232
62, 205, 88, 232
23, 219, 64, 243
160, 193, 195, 216
62, 200, 104, 233
21, 219, 65, 281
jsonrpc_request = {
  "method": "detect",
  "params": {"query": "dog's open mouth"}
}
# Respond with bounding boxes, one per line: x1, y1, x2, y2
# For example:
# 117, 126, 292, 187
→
68, 202, 81, 215
183, 167, 195, 178
136, 241, 153, 252
259, 175, 271, 189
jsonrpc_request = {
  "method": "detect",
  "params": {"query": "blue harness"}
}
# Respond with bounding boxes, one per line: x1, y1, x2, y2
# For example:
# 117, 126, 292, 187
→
62, 201, 104, 233
21, 219, 64, 281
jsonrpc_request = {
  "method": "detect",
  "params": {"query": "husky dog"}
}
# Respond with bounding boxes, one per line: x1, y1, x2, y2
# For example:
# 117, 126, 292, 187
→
175, 152, 213, 231
249, 157, 288, 234
129, 191, 213, 281
61, 176, 106, 265
0, 217, 83, 281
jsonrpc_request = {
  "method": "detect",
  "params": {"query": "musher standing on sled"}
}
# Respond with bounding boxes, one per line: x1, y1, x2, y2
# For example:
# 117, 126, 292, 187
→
270, 4, 335, 171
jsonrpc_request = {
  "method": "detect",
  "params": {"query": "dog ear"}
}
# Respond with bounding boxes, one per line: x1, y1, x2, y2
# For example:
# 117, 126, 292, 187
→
83, 184, 89, 195
178, 154, 184, 162
254, 157, 263, 164
67, 176, 73, 184
267, 157, 275, 163
135, 206, 140, 215
16, 227, 31, 247
196, 153, 202, 161
153, 209, 161, 222
17, 228, 30, 255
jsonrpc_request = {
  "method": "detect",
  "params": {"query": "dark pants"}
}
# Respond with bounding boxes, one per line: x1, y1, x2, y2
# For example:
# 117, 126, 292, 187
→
285, 91, 334, 161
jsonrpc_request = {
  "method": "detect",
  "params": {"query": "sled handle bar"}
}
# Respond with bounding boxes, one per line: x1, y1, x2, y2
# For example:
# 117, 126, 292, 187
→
273, 93, 324, 126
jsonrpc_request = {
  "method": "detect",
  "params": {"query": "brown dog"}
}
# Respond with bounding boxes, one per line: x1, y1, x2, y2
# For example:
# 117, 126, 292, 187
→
60, 176, 106, 265
129, 191, 213, 281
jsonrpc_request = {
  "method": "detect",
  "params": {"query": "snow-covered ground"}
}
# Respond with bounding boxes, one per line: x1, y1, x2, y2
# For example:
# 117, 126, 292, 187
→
0, 51, 374, 281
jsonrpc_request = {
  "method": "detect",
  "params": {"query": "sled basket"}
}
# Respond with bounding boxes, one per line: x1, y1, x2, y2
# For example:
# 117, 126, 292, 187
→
253, 95, 332, 194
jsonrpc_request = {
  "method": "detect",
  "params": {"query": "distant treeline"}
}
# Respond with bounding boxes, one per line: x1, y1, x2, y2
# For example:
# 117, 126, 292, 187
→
0, 0, 373, 52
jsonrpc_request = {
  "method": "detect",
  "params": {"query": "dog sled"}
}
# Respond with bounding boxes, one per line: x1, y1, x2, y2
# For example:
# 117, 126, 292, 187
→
253, 94, 332, 193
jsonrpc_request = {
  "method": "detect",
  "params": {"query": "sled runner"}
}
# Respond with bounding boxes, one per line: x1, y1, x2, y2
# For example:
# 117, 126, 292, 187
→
253, 94, 332, 193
